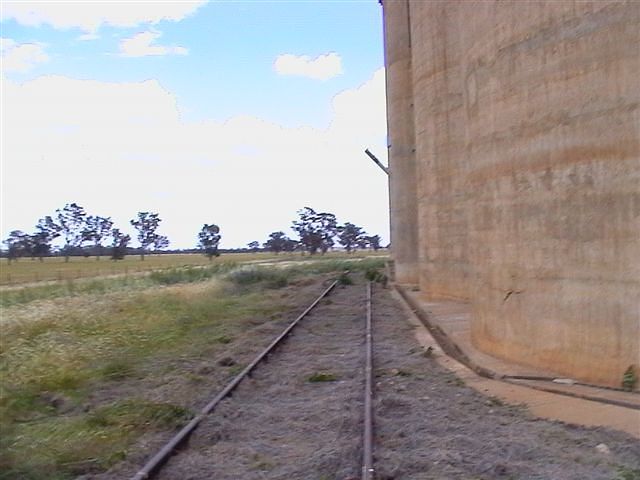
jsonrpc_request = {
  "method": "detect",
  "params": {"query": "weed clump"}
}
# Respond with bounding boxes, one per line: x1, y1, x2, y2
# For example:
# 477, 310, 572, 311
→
364, 266, 388, 286
307, 372, 338, 382
622, 365, 637, 391
228, 268, 289, 289
445, 374, 466, 387
486, 396, 505, 407
422, 346, 434, 358
337, 272, 353, 285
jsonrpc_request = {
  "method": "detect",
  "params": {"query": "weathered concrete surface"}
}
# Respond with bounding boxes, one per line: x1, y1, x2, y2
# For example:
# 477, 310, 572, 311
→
383, 0, 419, 284
383, 0, 640, 387
392, 288, 640, 439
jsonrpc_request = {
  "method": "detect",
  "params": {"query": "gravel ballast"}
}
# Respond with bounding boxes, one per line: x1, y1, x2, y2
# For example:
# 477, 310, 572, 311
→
155, 280, 368, 480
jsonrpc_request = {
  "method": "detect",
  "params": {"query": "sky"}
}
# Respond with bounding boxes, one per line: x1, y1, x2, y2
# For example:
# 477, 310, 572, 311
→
1, 0, 389, 250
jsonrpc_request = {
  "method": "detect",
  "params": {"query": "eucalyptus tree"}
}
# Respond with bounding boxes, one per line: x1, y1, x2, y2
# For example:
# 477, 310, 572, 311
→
367, 235, 381, 251
292, 207, 338, 255
83, 215, 113, 260
32, 215, 61, 260
130, 212, 166, 260
55, 203, 88, 261
3, 230, 29, 263
263, 231, 296, 254
337, 222, 365, 253
110, 228, 131, 260
198, 224, 221, 260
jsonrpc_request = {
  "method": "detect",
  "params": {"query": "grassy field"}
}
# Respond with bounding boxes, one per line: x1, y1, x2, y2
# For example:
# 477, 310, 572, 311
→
0, 250, 388, 286
0, 252, 262, 285
0, 256, 387, 479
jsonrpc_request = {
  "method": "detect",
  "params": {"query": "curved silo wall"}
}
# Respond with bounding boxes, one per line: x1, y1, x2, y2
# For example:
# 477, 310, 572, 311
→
384, 0, 640, 387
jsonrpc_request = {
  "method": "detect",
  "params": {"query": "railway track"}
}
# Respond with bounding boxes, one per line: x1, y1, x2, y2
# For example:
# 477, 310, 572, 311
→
102, 273, 640, 480
130, 275, 379, 480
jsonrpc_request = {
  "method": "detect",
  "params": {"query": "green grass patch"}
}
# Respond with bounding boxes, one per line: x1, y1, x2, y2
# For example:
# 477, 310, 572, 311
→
614, 466, 640, 480
0, 399, 192, 480
0, 274, 291, 479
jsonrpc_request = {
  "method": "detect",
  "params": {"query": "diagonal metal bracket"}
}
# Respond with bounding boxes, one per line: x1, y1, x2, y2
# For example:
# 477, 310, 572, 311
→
364, 148, 389, 175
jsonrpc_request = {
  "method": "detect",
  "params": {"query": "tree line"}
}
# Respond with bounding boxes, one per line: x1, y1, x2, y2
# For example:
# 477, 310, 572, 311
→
2, 204, 173, 263
2, 204, 381, 263
260, 206, 381, 256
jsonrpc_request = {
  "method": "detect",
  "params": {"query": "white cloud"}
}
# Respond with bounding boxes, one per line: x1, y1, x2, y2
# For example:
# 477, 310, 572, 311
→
78, 33, 100, 41
274, 52, 342, 81
1, 69, 388, 248
1, 1, 207, 33
119, 30, 187, 57
1, 38, 49, 73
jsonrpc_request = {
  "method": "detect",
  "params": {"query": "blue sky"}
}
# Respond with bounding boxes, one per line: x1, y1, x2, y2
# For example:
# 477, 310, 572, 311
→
1, 1, 389, 249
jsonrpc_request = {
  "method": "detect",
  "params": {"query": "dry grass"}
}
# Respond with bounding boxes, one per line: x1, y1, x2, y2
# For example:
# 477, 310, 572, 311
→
0, 252, 262, 285
0, 257, 388, 479
0, 277, 282, 479
0, 250, 388, 286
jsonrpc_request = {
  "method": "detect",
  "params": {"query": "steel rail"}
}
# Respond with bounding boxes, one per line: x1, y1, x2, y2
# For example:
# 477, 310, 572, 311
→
362, 281, 375, 480
131, 278, 340, 480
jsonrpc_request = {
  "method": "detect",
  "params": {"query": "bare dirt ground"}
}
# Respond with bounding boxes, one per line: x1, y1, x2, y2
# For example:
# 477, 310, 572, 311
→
91, 276, 639, 480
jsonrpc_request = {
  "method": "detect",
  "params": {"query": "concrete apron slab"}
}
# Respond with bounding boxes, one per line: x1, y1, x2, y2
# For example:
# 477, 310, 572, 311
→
395, 286, 640, 410
390, 288, 640, 439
